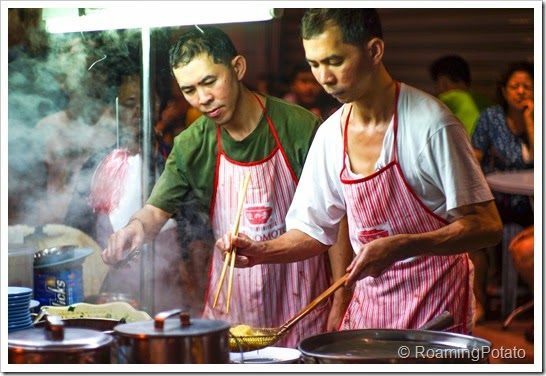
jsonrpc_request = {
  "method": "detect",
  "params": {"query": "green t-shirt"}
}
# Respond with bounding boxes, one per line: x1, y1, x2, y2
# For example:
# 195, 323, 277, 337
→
147, 95, 321, 216
438, 89, 492, 136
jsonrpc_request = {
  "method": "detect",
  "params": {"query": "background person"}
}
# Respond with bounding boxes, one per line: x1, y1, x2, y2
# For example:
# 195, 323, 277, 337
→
101, 26, 353, 347
470, 61, 534, 321
218, 8, 502, 334
33, 34, 117, 225
283, 62, 339, 120
471, 61, 534, 227
429, 54, 492, 137
64, 58, 188, 313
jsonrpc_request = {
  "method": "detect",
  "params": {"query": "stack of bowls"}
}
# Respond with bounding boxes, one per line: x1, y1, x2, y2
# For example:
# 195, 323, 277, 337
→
8, 286, 33, 333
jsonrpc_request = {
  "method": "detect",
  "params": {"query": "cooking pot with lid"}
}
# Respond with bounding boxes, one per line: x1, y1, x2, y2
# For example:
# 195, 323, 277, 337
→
8, 315, 114, 364
114, 309, 230, 364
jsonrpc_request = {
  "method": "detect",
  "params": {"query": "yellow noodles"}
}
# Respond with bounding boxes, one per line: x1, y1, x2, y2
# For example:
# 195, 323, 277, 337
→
230, 324, 262, 337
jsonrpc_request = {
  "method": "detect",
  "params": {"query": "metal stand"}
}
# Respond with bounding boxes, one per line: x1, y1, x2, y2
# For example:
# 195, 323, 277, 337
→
138, 26, 156, 314
503, 300, 533, 329
501, 223, 524, 318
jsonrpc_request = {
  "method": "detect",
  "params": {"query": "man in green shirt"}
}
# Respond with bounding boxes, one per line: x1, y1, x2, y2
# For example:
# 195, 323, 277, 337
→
430, 55, 492, 136
102, 26, 352, 348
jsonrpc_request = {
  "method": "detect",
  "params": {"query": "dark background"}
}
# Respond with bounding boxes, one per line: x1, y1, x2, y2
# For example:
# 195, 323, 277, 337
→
209, 7, 534, 101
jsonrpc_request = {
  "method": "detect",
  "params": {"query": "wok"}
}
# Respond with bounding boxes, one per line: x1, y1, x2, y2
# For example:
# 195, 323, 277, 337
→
298, 314, 491, 364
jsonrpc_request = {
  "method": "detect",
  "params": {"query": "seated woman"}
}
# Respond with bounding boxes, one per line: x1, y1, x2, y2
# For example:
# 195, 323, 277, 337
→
472, 61, 534, 227
469, 61, 534, 322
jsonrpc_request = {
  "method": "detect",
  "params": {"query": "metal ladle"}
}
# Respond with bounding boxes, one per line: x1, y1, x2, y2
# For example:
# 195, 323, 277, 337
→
229, 272, 456, 352
229, 273, 349, 352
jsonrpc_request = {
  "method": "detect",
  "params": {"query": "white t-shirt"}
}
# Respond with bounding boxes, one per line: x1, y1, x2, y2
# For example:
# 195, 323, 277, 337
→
286, 83, 493, 246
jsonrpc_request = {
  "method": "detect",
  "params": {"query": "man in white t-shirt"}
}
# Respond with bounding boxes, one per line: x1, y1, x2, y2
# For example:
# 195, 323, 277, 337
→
217, 9, 502, 334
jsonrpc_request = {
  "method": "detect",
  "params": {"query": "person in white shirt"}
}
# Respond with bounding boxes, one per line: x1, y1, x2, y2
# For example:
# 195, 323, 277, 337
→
216, 8, 502, 334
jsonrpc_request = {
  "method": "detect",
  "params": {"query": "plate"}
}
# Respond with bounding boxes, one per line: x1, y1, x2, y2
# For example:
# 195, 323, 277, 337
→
8, 310, 31, 320
230, 346, 301, 364
8, 317, 32, 328
8, 300, 31, 309
8, 322, 32, 332
41, 302, 152, 322
8, 294, 32, 303
8, 286, 33, 297
29, 300, 40, 310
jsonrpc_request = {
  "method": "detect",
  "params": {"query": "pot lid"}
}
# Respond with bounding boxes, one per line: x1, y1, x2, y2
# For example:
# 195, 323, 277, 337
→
8, 325, 113, 351
34, 245, 93, 269
115, 309, 229, 338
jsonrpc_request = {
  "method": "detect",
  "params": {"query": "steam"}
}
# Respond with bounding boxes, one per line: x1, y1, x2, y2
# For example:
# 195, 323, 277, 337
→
8, 11, 213, 316
8, 23, 142, 226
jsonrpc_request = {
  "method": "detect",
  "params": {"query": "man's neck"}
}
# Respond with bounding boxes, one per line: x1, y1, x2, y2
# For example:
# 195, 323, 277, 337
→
223, 88, 265, 141
350, 70, 397, 128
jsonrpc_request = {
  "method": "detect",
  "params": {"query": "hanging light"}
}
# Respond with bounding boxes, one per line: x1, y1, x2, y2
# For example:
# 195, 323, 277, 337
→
42, 3, 283, 33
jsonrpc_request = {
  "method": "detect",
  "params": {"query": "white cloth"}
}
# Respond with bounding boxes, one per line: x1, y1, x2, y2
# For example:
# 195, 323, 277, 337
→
106, 153, 177, 234
108, 154, 142, 233
286, 83, 494, 246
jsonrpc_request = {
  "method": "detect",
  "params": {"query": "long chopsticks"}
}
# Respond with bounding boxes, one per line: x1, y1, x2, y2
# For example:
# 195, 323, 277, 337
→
213, 172, 252, 313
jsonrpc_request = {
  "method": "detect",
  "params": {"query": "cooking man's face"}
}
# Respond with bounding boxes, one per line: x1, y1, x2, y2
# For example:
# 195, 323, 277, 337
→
172, 53, 240, 126
303, 25, 373, 104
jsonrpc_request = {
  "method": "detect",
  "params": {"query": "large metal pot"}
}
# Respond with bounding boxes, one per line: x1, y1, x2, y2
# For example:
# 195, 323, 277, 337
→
114, 309, 230, 364
298, 329, 491, 364
33, 317, 123, 333
8, 315, 114, 364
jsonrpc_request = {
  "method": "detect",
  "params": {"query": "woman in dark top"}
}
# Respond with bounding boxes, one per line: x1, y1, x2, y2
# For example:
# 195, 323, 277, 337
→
472, 61, 534, 227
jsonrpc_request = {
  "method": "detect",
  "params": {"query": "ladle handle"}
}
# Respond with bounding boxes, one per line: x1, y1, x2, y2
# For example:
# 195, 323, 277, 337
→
418, 311, 454, 331
278, 273, 349, 335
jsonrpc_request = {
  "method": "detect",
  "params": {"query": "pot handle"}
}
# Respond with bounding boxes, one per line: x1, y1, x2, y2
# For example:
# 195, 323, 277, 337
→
418, 311, 454, 331
153, 309, 191, 330
45, 315, 65, 341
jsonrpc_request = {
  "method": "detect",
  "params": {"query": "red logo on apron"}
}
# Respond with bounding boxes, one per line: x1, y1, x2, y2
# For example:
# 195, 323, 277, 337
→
244, 204, 273, 225
356, 223, 392, 244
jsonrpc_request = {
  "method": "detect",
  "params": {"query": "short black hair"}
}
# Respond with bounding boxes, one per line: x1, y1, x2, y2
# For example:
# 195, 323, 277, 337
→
288, 62, 313, 83
429, 55, 471, 85
301, 9, 383, 46
169, 26, 238, 70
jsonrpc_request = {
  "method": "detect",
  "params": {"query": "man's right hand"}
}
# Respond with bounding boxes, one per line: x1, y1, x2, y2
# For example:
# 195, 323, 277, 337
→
102, 219, 145, 265
215, 231, 259, 268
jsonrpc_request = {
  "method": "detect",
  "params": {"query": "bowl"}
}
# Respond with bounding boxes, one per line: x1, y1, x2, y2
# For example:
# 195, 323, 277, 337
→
244, 206, 273, 225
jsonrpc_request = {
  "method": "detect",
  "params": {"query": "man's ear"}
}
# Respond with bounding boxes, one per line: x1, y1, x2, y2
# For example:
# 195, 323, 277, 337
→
367, 37, 384, 64
231, 55, 246, 81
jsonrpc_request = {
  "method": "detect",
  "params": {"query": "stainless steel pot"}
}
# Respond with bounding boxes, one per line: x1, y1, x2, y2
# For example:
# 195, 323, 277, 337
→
8, 315, 114, 364
33, 317, 123, 334
298, 329, 491, 364
114, 309, 230, 364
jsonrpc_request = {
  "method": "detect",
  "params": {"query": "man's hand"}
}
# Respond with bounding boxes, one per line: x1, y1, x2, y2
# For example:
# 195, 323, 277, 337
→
215, 232, 258, 267
345, 234, 406, 286
102, 219, 145, 265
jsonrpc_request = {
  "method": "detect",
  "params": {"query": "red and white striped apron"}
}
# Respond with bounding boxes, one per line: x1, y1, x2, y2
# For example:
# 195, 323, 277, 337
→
202, 94, 330, 348
339, 82, 473, 334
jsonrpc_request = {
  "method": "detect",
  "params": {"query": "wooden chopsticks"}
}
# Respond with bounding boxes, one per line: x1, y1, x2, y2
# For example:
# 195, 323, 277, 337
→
213, 172, 252, 314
